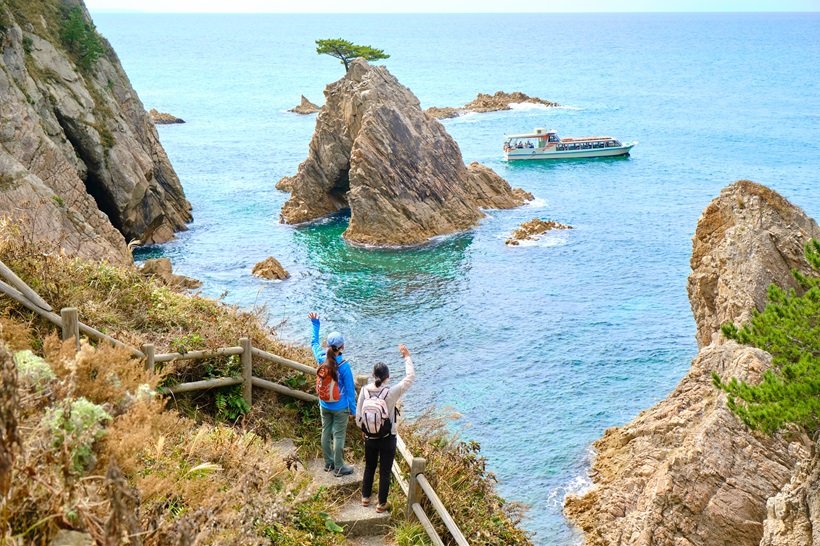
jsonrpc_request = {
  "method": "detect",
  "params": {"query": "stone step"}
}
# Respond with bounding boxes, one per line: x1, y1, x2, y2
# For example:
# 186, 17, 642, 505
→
307, 458, 363, 494
335, 499, 391, 538
346, 534, 396, 546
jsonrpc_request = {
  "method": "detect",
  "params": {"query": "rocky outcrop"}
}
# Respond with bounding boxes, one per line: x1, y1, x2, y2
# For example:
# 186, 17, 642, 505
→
761, 450, 820, 546
564, 180, 820, 546
0, 2, 191, 264
148, 109, 185, 124
278, 59, 531, 246
426, 91, 560, 119
288, 95, 320, 115
505, 218, 572, 245
141, 258, 201, 289
252, 256, 290, 280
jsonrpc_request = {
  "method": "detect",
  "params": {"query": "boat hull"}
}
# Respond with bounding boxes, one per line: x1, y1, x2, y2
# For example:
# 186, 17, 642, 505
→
504, 143, 636, 161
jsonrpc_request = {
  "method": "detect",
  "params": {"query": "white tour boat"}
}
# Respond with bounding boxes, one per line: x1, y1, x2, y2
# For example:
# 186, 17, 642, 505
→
503, 128, 637, 161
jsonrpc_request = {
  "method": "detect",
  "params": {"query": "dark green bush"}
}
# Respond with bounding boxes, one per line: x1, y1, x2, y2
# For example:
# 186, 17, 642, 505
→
59, 6, 104, 71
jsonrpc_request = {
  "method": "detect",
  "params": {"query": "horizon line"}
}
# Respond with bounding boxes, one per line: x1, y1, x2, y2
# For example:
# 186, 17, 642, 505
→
88, 9, 820, 13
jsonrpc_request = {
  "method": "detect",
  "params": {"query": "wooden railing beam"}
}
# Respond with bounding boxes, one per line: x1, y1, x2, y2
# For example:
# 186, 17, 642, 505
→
60, 307, 80, 352
240, 337, 252, 406
412, 503, 446, 546
417, 474, 470, 546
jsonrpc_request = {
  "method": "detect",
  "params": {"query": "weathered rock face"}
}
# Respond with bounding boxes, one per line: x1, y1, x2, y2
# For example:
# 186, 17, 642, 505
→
278, 59, 531, 246
505, 218, 572, 246
252, 256, 290, 280
564, 180, 820, 546
148, 108, 185, 124
761, 450, 820, 546
141, 258, 201, 289
425, 91, 560, 119
288, 95, 320, 115
0, 1, 191, 264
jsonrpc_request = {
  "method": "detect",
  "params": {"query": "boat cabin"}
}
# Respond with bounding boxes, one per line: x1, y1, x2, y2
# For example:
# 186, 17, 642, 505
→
503, 128, 621, 152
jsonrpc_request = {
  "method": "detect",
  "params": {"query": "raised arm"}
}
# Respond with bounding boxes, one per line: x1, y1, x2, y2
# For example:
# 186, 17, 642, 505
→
308, 312, 324, 363
387, 344, 415, 403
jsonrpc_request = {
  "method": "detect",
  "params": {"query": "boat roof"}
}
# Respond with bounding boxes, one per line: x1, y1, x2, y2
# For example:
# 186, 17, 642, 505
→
505, 130, 557, 139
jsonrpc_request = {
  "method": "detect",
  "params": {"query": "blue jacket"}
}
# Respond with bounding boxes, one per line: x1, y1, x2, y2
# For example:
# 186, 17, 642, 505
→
311, 318, 356, 415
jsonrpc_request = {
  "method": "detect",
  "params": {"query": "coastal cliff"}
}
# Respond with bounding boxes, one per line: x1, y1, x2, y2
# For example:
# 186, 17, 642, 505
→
278, 59, 531, 246
0, 0, 191, 264
564, 181, 820, 545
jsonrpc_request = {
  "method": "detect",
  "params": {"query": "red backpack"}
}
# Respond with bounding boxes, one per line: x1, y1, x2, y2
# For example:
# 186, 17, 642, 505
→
316, 359, 343, 402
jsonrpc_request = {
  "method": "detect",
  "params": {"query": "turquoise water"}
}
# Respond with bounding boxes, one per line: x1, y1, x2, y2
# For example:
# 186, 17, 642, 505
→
93, 12, 820, 544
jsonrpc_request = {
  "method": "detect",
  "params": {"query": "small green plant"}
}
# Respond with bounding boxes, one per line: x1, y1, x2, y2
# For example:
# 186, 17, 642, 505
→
59, 6, 104, 71
713, 239, 820, 434
22, 35, 33, 54
14, 349, 55, 389
395, 521, 431, 545
43, 397, 111, 473
170, 332, 204, 354
51, 194, 65, 207
215, 386, 250, 422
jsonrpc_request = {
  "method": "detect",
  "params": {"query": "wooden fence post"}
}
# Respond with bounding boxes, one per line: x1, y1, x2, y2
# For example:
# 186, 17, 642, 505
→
240, 337, 252, 406
406, 456, 426, 519
141, 343, 155, 372
61, 307, 79, 352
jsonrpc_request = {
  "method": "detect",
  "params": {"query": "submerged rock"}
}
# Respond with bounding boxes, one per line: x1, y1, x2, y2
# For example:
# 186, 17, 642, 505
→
252, 256, 290, 280
425, 91, 560, 119
278, 59, 531, 246
288, 95, 321, 115
0, 2, 191, 264
505, 218, 572, 245
141, 258, 202, 289
564, 180, 820, 546
148, 108, 185, 124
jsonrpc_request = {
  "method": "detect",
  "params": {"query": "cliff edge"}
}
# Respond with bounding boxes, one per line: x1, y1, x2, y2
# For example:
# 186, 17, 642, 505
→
0, 0, 191, 263
564, 180, 820, 545
278, 59, 531, 246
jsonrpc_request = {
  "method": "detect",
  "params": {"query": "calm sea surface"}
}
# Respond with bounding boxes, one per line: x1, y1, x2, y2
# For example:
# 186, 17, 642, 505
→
92, 12, 820, 544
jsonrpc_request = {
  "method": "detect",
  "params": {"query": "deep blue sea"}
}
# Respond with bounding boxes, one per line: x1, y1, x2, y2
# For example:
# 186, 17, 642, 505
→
92, 12, 820, 544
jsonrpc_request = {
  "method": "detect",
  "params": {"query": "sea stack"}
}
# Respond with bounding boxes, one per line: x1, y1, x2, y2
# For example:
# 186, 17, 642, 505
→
278, 59, 532, 246
288, 95, 321, 115
564, 180, 820, 545
0, 1, 191, 264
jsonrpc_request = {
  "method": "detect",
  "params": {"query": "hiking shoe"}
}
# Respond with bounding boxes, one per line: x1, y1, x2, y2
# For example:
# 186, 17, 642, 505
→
323, 462, 334, 472
376, 503, 388, 513
333, 465, 354, 477
361, 496, 370, 507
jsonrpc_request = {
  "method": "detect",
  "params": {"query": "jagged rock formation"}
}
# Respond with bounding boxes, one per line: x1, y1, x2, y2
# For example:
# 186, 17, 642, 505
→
148, 108, 185, 124
288, 95, 320, 115
505, 218, 572, 246
0, 1, 191, 264
564, 180, 820, 546
252, 256, 289, 280
141, 258, 201, 289
426, 91, 560, 119
278, 59, 532, 246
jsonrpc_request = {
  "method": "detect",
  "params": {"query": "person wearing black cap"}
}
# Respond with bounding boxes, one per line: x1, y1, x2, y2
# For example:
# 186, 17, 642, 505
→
308, 312, 357, 477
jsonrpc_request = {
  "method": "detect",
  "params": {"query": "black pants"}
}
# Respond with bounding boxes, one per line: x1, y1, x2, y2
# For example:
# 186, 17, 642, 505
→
362, 434, 397, 505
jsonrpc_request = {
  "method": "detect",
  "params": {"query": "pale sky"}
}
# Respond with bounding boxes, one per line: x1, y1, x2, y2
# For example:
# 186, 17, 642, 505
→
84, 0, 819, 13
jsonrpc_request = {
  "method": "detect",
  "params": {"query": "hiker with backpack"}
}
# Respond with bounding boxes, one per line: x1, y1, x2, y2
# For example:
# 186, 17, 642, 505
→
309, 312, 356, 477
357, 343, 415, 513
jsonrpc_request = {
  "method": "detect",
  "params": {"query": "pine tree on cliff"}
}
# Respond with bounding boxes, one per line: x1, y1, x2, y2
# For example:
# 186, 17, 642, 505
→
713, 239, 820, 434
315, 38, 389, 72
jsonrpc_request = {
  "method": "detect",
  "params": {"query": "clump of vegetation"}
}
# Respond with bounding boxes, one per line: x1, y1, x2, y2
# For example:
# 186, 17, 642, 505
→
59, 5, 104, 71
44, 396, 111, 473
713, 239, 820, 434
14, 348, 55, 388
397, 410, 531, 545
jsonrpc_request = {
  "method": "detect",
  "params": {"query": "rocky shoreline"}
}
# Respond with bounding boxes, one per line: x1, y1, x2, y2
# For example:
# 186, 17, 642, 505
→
564, 180, 820, 546
426, 91, 560, 119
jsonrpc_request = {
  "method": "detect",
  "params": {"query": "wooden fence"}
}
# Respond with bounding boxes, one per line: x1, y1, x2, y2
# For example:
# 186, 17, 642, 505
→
0, 259, 470, 546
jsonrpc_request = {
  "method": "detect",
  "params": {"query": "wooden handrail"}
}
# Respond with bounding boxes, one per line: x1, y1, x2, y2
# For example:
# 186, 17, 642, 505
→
154, 346, 243, 363
165, 376, 242, 394
412, 503, 446, 546
418, 474, 470, 546
251, 376, 318, 403
252, 347, 317, 375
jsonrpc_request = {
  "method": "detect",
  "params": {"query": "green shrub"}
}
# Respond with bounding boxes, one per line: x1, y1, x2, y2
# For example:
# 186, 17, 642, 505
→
713, 239, 820, 433
14, 349, 55, 389
59, 6, 104, 71
43, 397, 111, 472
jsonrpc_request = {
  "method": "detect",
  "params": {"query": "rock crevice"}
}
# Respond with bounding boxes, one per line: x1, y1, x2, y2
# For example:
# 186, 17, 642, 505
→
278, 59, 531, 246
